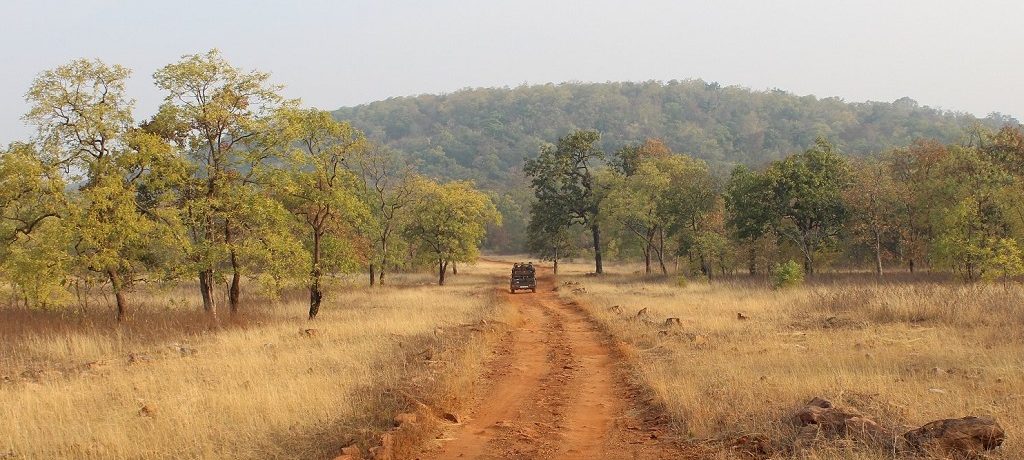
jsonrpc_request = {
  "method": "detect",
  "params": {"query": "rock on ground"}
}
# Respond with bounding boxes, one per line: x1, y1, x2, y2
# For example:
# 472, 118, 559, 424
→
902, 416, 1005, 458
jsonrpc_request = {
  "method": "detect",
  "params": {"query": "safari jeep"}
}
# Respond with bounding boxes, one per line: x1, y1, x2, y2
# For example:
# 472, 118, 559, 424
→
510, 262, 537, 293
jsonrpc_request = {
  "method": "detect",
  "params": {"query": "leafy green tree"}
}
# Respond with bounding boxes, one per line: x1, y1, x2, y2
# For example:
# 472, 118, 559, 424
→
0, 143, 64, 245
725, 165, 775, 275
931, 146, 1013, 281
886, 140, 951, 272
273, 108, 370, 319
345, 144, 416, 286
846, 158, 902, 276
524, 130, 606, 273
24, 59, 186, 321
526, 199, 576, 274
0, 143, 70, 308
656, 155, 718, 275
982, 238, 1024, 286
603, 149, 715, 275
152, 49, 284, 317
405, 179, 500, 285
763, 138, 852, 274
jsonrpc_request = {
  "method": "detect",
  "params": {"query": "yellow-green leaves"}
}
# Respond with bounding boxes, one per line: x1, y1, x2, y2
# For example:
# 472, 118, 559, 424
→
405, 178, 500, 284
24, 59, 134, 172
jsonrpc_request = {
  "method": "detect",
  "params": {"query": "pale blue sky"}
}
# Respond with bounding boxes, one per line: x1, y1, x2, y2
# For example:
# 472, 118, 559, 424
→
2, 0, 1022, 144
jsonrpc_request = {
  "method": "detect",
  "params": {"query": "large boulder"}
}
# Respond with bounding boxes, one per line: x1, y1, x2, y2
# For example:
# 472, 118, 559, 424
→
792, 397, 880, 439
902, 416, 1005, 458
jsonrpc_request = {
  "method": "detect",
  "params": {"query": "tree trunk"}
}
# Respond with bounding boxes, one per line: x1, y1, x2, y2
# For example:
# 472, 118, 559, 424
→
438, 259, 448, 286
452, 262, 458, 275
909, 258, 916, 273
874, 231, 884, 277
108, 269, 127, 322
229, 259, 241, 314
803, 251, 814, 275
591, 223, 604, 274
553, 247, 559, 275
369, 263, 376, 286
309, 272, 322, 320
655, 229, 668, 275
378, 236, 388, 286
748, 246, 757, 275
199, 269, 217, 319
309, 232, 323, 320
226, 224, 240, 314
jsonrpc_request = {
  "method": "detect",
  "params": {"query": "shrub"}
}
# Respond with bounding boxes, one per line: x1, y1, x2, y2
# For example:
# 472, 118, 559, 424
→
771, 260, 804, 289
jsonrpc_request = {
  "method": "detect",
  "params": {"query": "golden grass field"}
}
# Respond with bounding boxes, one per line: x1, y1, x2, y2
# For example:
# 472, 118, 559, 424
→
0, 265, 512, 459
2, 256, 1021, 459
555, 259, 1023, 458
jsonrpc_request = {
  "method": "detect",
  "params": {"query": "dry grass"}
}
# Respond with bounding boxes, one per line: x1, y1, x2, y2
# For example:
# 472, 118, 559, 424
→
0, 263, 511, 459
557, 261, 1023, 459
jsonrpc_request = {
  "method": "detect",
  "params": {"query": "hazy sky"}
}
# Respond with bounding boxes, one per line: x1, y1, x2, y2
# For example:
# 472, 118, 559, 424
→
2, 0, 1022, 144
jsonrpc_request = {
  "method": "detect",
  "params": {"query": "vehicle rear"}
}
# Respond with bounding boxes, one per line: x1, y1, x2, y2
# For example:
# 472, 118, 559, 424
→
510, 264, 537, 293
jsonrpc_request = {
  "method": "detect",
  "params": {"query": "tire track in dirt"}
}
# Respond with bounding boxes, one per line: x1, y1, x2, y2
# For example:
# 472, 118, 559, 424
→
423, 265, 689, 459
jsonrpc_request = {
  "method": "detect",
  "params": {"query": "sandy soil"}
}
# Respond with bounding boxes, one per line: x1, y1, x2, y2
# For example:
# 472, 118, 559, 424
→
421, 266, 691, 459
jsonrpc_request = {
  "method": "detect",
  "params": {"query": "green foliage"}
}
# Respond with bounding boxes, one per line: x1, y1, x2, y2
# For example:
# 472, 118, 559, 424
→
334, 81, 1009, 189
726, 138, 852, 274
771, 260, 805, 289
151, 49, 289, 314
524, 130, 606, 273
602, 149, 717, 275
982, 238, 1024, 285
0, 220, 73, 309
405, 179, 501, 284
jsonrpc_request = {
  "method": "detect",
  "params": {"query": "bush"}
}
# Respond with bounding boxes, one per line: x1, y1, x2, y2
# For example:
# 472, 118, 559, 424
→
772, 260, 804, 289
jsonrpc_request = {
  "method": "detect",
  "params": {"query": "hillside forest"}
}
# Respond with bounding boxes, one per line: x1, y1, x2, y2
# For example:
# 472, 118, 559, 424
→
334, 80, 1017, 252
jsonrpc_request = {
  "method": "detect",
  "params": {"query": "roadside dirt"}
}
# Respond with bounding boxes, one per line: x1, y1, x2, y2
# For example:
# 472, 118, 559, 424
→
421, 266, 693, 459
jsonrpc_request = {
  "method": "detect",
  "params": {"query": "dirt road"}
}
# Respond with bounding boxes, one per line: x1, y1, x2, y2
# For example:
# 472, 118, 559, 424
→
422, 267, 688, 459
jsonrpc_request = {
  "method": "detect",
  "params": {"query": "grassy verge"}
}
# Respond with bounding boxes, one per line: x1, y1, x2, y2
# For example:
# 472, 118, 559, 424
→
555, 261, 1023, 459
0, 266, 507, 459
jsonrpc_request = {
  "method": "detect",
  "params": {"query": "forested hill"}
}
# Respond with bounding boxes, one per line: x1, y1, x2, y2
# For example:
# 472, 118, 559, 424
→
332, 80, 1015, 186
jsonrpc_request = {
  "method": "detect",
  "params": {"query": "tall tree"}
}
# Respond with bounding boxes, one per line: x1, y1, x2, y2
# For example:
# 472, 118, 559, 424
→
727, 138, 851, 274
657, 155, 718, 276
346, 144, 416, 286
725, 165, 775, 275
886, 140, 950, 272
405, 179, 500, 285
845, 158, 902, 276
151, 49, 283, 318
24, 59, 185, 321
274, 108, 370, 319
526, 200, 576, 275
764, 138, 852, 274
931, 145, 1013, 281
524, 130, 606, 273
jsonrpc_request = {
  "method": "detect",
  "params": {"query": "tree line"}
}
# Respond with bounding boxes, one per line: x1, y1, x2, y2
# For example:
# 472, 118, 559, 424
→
526, 126, 1024, 283
0, 50, 499, 321
334, 81, 1014, 254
